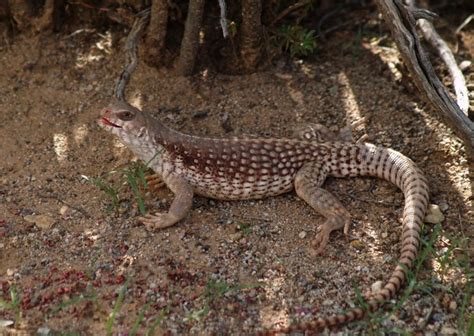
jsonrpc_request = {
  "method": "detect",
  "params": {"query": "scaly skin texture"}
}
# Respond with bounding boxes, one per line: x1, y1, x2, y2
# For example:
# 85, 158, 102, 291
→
99, 100, 429, 334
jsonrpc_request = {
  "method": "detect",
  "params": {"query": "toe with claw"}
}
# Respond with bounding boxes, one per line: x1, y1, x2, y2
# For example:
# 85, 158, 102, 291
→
138, 212, 179, 230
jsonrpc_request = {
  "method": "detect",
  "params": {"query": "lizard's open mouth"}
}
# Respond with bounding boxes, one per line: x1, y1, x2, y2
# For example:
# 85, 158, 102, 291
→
101, 117, 122, 128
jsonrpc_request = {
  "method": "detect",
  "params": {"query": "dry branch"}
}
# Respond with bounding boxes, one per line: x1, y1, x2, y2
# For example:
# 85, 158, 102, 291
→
456, 14, 474, 34
114, 8, 151, 101
375, 0, 474, 153
406, 0, 469, 115
272, 0, 311, 25
218, 0, 229, 38
174, 0, 205, 76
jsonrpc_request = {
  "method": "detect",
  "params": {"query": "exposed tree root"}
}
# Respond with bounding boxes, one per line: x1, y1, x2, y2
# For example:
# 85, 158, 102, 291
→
144, 0, 168, 67
240, 0, 263, 72
174, 0, 205, 76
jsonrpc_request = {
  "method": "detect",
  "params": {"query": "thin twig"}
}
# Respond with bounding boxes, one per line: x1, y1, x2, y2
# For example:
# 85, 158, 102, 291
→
38, 193, 92, 219
316, 5, 344, 40
455, 14, 474, 34
272, 0, 311, 26
218, 0, 228, 38
114, 8, 151, 101
406, 0, 469, 115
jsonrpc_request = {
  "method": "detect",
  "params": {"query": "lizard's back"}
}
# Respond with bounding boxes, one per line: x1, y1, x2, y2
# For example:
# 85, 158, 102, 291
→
157, 132, 367, 200
157, 134, 318, 199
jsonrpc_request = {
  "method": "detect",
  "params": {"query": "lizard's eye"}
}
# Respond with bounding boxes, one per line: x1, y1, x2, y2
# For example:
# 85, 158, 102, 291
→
118, 110, 135, 121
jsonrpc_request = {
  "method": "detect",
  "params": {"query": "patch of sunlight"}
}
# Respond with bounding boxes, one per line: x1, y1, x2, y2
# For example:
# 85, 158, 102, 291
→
338, 71, 363, 124
75, 31, 112, 68
118, 255, 135, 274
259, 270, 289, 329
431, 241, 469, 285
73, 124, 89, 145
200, 68, 209, 80
364, 37, 402, 81
130, 93, 144, 110
53, 133, 68, 162
199, 30, 205, 44
83, 229, 101, 243
112, 137, 127, 157
299, 63, 316, 79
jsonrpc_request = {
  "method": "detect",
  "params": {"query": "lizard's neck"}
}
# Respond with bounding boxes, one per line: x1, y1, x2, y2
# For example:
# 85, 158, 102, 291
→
130, 115, 185, 169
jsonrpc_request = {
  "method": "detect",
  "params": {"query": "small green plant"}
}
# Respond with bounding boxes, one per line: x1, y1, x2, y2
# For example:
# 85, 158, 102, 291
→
106, 280, 129, 336
0, 284, 21, 320
89, 163, 148, 216
146, 308, 168, 336
350, 224, 441, 332
236, 221, 252, 235
123, 161, 149, 215
49, 290, 98, 316
350, 223, 473, 334
130, 302, 150, 336
186, 279, 261, 322
88, 176, 120, 212
87, 151, 162, 215
277, 25, 317, 57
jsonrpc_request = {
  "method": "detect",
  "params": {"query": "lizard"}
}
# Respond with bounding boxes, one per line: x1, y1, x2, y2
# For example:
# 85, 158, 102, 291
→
99, 99, 429, 334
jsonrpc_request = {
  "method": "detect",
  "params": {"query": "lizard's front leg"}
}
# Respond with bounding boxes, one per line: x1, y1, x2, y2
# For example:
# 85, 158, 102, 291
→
145, 173, 165, 191
139, 173, 193, 230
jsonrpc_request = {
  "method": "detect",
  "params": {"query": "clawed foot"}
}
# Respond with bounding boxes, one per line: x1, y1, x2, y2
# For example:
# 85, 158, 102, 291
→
145, 174, 165, 191
311, 218, 352, 255
311, 225, 331, 255
138, 212, 179, 230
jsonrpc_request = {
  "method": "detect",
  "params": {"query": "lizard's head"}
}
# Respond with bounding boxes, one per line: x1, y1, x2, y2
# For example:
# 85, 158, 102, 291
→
99, 100, 149, 142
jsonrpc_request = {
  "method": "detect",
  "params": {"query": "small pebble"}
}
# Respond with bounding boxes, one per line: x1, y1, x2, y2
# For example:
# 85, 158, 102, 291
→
229, 232, 242, 241
298, 231, 307, 239
459, 60, 471, 71
371, 281, 383, 293
24, 214, 55, 230
438, 201, 449, 212
448, 300, 457, 312
59, 205, 69, 215
0, 320, 14, 328
431, 313, 443, 322
37, 327, 51, 335
424, 204, 445, 224
440, 326, 457, 335
350, 239, 365, 250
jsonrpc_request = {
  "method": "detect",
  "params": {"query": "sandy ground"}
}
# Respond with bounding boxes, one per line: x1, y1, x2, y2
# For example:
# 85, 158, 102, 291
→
0, 10, 472, 336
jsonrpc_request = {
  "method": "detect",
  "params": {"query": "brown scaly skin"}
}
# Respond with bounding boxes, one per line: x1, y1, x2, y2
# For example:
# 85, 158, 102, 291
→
99, 100, 429, 334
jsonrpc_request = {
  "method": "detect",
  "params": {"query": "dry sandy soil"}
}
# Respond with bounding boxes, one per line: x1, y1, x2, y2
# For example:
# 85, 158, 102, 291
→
0, 8, 473, 336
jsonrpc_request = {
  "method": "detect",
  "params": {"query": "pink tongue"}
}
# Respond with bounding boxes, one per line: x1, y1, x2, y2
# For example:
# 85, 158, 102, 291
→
101, 117, 121, 128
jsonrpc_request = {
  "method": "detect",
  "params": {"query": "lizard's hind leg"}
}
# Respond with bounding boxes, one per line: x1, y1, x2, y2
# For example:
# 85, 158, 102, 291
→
294, 161, 351, 255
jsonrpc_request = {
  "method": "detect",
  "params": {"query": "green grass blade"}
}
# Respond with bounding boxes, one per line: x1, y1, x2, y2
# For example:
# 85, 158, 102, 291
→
106, 280, 128, 336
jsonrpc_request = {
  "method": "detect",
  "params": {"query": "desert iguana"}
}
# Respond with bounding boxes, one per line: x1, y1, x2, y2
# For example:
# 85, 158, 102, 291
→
99, 100, 429, 334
